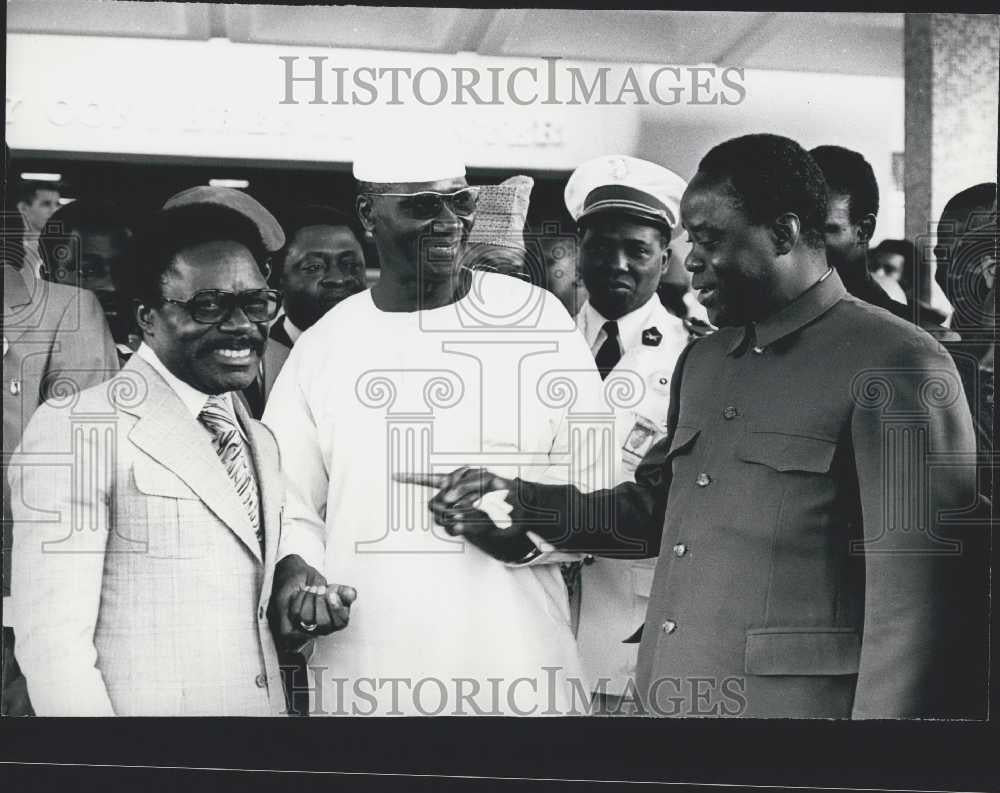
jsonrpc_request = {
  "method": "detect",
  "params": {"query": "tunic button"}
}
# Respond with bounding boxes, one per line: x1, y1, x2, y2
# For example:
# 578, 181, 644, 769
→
696, 472, 712, 487
723, 406, 738, 420
752, 346, 765, 355
583, 554, 595, 565
662, 619, 677, 635
672, 543, 687, 557
255, 673, 267, 689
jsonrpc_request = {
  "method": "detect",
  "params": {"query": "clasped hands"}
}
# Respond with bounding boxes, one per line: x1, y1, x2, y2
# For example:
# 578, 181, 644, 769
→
393, 467, 537, 563
270, 554, 357, 651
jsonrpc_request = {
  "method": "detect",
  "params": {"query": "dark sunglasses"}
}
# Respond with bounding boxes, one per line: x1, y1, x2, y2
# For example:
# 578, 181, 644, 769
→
160, 288, 283, 324
367, 187, 480, 220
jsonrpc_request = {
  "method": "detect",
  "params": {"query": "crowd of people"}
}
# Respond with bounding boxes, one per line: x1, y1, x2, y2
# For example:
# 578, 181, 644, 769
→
1, 132, 995, 717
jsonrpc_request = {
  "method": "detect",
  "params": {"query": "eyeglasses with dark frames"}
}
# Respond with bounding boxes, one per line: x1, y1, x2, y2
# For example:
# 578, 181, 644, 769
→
159, 288, 283, 324
364, 187, 481, 220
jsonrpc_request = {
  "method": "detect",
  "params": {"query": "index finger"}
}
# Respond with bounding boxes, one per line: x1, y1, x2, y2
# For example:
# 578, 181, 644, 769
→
392, 471, 451, 489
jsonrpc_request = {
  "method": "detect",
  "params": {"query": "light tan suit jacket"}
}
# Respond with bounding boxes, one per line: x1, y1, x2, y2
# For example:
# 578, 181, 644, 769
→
9, 355, 287, 716
3, 265, 118, 604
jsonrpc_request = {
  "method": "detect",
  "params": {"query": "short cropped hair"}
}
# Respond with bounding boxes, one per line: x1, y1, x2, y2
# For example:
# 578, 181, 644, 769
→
273, 204, 361, 282
38, 200, 131, 275
809, 145, 880, 224
127, 204, 268, 308
698, 134, 828, 250
942, 183, 997, 225
17, 179, 61, 206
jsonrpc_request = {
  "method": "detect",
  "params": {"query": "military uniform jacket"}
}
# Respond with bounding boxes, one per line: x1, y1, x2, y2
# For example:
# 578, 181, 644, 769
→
574, 297, 689, 695
515, 270, 984, 718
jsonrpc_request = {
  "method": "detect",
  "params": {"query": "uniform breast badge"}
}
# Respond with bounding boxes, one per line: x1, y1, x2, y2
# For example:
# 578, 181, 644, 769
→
641, 327, 662, 346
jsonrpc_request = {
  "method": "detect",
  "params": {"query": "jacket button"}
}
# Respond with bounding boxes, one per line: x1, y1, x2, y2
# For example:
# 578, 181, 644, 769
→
258, 606, 266, 620
661, 619, 677, 635
752, 346, 765, 355
255, 673, 267, 688
672, 543, 687, 557
696, 472, 712, 487
723, 406, 738, 420
583, 554, 595, 565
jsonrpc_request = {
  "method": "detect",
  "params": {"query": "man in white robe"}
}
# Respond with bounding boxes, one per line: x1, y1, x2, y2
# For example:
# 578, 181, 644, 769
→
264, 137, 610, 716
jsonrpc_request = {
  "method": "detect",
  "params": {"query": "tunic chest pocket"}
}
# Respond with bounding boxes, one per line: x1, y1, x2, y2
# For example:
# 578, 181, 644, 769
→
736, 430, 837, 474
131, 457, 204, 559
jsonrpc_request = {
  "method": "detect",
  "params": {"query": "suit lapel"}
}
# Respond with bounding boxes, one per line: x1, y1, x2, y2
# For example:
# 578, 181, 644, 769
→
120, 357, 263, 563
2, 266, 36, 345
262, 339, 290, 398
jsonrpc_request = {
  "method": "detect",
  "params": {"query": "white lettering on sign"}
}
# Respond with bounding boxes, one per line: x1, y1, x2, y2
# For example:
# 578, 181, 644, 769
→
7, 96, 565, 152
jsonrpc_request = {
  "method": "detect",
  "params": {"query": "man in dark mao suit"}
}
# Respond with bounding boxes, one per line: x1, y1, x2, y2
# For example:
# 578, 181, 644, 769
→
406, 135, 984, 719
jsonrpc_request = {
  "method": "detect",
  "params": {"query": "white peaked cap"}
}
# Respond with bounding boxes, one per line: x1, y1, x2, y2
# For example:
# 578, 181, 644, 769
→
352, 119, 467, 184
565, 155, 688, 233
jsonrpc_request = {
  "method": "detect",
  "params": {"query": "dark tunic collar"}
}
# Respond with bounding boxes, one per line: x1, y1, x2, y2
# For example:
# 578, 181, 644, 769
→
727, 267, 846, 356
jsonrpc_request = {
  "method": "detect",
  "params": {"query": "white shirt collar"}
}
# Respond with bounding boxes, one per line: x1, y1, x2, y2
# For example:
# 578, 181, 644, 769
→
283, 316, 304, 345
578, 294, 661, 355
135, 342, 235, 421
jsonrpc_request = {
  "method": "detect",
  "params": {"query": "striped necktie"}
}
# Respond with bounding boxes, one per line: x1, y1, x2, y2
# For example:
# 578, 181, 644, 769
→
199, 393, 263, 549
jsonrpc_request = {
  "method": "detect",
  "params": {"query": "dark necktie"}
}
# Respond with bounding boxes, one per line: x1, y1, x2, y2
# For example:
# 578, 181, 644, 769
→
594, 320, 621, 380
242, 373, 265, 420
199, 394, 263, 549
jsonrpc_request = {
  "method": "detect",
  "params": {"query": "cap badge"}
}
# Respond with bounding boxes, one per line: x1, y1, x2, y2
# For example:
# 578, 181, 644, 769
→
609, 157, 629, 181
642, 327, 662, 346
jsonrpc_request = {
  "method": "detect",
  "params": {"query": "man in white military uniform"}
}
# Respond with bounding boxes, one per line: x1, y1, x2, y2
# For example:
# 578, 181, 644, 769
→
263, 133, 609, 716
564, 156, 691, 715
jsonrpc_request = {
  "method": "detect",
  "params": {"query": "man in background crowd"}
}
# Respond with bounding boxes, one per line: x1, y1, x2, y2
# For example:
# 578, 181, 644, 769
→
38, 200, 136, 361
809, 144, 950, 324
269, 205, 367, 348
16, 180, 61, 278
2, 212, 118, 716
561, 154, 691, 715
869, 238, 913, 305
934, 182, 997, 498
243, 204, 366, 419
